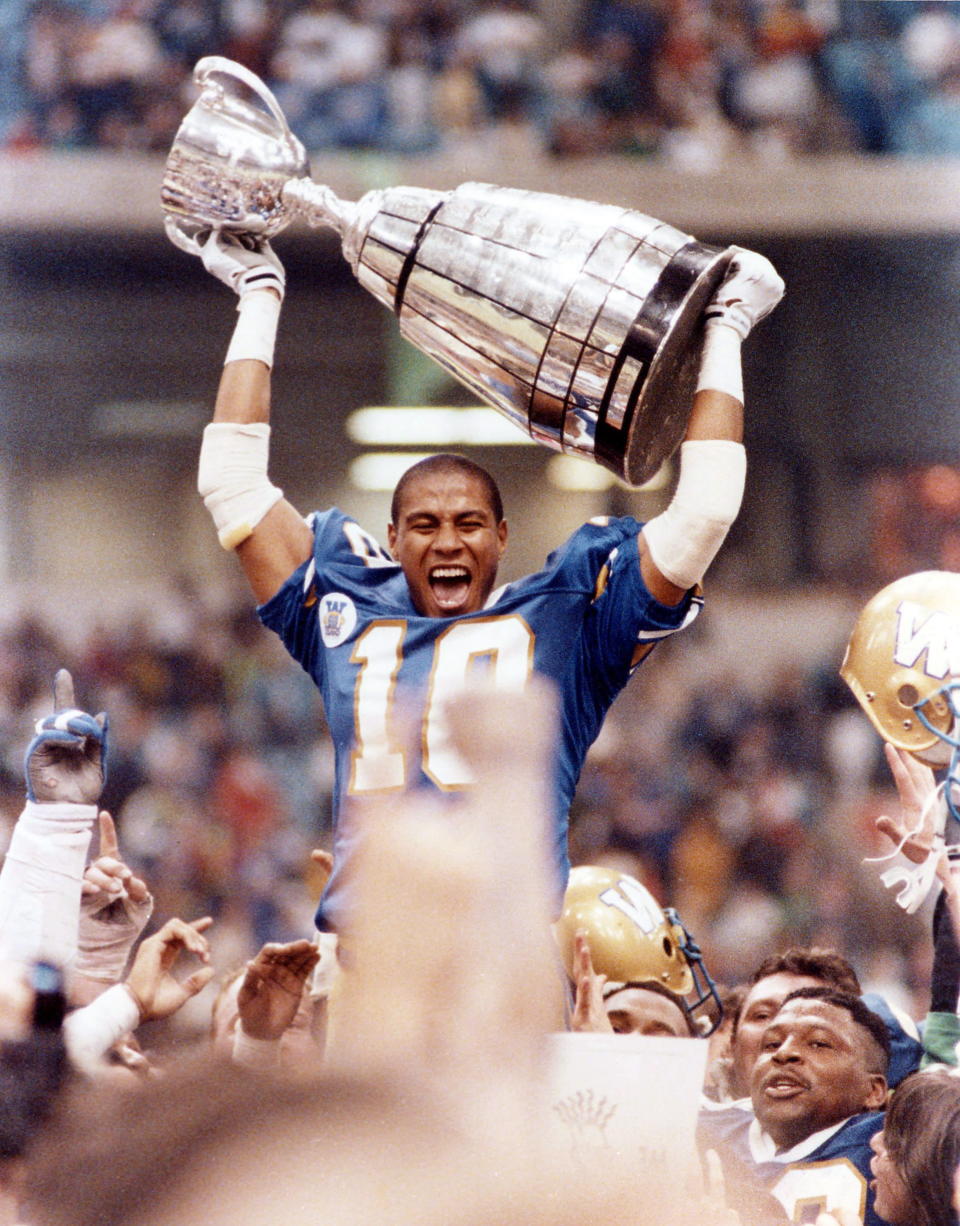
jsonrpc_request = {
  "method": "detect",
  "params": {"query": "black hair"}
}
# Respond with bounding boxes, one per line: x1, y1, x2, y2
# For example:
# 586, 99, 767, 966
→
390, 454, 504, 525
731, 947, 861, 1038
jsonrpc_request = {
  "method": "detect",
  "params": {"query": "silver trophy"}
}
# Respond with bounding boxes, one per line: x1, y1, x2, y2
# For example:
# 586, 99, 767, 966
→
163, 57, 734, 486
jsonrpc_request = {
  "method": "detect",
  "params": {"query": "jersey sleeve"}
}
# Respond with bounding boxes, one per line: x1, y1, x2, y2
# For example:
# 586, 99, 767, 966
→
257, 509, 394, 678
577, 517, 702, 693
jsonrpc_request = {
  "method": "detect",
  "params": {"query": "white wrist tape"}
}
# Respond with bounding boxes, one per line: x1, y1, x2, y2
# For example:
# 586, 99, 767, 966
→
63, 982, 141, 1074
225, 290, 282, 368
642, 439, 746, 590
233, 1025, 283, 1071
0, 801, 98, 967
198, 421, 283, 550
696, 322, 743, 403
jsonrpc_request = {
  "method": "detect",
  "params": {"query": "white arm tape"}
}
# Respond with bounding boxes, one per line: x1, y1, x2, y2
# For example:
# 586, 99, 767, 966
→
198, 421, 283, 550
0, 801, 97, 967
642, 439, 746, 590
63, 983, 141, 1074
233, 1025, 283, 1072
225, 290, 281, 369
696, 322, 744, 403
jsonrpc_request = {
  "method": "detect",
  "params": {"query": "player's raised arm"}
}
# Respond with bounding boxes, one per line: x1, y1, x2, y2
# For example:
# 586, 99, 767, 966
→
195, 230, 314, 604
639, 247, 785, 605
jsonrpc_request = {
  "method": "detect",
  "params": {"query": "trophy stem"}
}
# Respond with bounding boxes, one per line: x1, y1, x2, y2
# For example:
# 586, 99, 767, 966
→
282, 178, 352, 237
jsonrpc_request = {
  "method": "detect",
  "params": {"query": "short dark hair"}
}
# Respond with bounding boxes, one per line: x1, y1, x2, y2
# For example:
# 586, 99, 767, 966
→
779, 986, 890, 1074
602, 980, 697, 1036
390, 454, 504, 525
749, 947, 861, 995
883, 1069, 960, 1226
730, 948, 861, 1040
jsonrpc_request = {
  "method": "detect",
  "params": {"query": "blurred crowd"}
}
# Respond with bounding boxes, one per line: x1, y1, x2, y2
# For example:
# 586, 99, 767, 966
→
4, 0, 960, 164
0, 576, 931, 1020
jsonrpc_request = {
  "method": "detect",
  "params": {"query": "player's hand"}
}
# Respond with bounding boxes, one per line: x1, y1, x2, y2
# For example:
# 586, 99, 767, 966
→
706, 246, 784, 341
199, 229, 285, 300
569, 930, 613, 1034
124, 916, 214, 1024
876, 742, 941, 864
77, 812, 154, 983
25, 669, 107, 804
237, 939, 320, 1041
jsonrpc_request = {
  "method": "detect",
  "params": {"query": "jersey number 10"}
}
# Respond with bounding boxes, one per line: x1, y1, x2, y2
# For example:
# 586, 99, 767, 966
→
348, 615, 535, 793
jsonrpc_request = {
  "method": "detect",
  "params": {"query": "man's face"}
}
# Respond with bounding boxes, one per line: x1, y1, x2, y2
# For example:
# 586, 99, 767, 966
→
751, 998, 887, 1151
388, 470, 507, 618
604, 986, 691, 1037
730, 972, 826, 1099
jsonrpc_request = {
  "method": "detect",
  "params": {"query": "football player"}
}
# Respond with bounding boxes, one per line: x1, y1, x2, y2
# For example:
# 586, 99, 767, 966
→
700, 987, 890, 1226
187, 228, 783, 931
555, 865, 721, 1035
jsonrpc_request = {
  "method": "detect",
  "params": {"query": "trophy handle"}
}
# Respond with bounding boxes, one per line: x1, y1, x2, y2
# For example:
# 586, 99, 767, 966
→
193, 55, 290, 137
164, 213, 205, 258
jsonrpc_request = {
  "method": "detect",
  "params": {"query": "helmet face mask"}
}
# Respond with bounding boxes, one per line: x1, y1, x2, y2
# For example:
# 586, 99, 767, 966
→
841, 571, 960, 820
555, 866, 722, 1035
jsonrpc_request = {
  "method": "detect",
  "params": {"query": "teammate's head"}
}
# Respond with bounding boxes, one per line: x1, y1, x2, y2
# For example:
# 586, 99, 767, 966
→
751, 988, 888, 1151
388, 455, 508, 619
555, 866, 723, 1035
602, 981, 697, 1037
870, 1069, 960, 1226
728, 947, 861, 1100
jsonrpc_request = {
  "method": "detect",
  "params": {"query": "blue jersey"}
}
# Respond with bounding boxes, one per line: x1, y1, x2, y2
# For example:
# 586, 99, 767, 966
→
259, 508, 701, 929
698, 1106, 884, 1226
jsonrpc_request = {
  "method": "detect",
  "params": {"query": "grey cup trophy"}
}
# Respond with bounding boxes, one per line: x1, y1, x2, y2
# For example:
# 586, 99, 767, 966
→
163, 56, 734, 486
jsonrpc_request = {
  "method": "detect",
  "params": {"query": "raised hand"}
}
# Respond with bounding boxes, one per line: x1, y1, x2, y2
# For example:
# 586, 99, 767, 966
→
236, 939, 320, 1041
706, 246, 785, 341
569, 930, 612, 1034
25, 669, 107, 805
77, 812, 154, 986
124, 917, 214, 1024
199, 229, 285, 300
875, 742, 942, 864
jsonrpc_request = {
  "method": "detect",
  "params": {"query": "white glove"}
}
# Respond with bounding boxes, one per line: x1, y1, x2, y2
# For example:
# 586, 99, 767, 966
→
705, 246, 784, 341
199, 229, 286, 301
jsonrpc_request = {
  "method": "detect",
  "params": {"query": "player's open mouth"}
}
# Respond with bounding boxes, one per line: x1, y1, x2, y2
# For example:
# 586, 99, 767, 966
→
762, 1075, 808, 1099
429, 566, 472, 610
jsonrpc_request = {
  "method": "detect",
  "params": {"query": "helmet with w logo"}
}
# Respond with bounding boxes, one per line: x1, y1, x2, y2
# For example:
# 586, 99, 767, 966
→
840, 571, 960, 765
555, 865, 721, 1033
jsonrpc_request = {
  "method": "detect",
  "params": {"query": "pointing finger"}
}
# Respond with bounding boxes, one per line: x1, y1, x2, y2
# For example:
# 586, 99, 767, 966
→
53, 669, 76, 713
98, 811, 120, 860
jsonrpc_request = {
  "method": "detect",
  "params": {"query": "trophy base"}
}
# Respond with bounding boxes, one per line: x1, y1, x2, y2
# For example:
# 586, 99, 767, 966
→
594, 245, 734, 487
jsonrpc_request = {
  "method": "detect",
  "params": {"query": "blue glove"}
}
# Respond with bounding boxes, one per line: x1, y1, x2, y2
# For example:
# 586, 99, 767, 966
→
25, 670, 107, 804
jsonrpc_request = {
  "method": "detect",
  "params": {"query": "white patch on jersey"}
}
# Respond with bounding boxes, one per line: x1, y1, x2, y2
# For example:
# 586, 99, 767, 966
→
319, 593, 358, 647
894, 600, 960, 680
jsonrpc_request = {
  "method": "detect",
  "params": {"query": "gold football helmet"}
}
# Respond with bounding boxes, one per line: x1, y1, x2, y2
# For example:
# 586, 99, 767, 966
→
840, 571, 960, 766
555, 865, 721, 1033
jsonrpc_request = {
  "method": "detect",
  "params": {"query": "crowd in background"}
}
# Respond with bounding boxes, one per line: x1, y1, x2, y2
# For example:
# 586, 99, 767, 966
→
3, 0, 960, 163
0, 575, 932, 1041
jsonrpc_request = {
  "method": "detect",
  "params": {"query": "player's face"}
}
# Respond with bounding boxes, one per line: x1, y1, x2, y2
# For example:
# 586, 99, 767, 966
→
869, 1128, 914, 1226
730, 972, 826, 1099
604, 986, 690, 1037
388, 470, 507, 618
751, 999, 886, 1151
